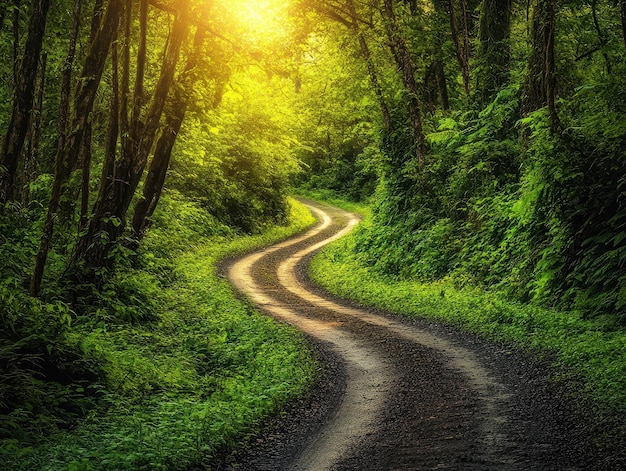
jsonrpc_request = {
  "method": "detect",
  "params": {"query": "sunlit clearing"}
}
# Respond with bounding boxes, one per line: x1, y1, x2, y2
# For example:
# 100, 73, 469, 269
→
231, 0, 290, 44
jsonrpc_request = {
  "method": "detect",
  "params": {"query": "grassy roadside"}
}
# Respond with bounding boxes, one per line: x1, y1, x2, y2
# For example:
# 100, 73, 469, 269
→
4, 197, 317, 470
307, 196, 626, 430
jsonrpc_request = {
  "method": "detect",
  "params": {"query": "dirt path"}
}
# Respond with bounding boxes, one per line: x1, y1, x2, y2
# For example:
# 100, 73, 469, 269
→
221, 200, 611, 470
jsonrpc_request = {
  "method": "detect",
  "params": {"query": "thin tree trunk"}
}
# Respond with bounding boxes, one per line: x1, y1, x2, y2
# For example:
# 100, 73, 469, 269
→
75, 0, 190, 270
130, 1, 189, 199
545, 0, 559, 131
428, 1, 450, 111
524, 0, 559, 131
57, 0, 81, 157
590, 0, 611, 73
54, 0, 83, 235
346, 0, 393, 135
382, 0, 425, 165
69, 32, 121, 274
31, 0, 124, 295
131, 100, 184, 238
435, 60, 450, 110
21, 54, 46, 206
476, 0, 513, 103
91, 0, 104, 37
449, 0, 471, 94
79, 124, 92, 229
77, 0, 105, 229
12, 0, 20, 86
132, 22, 209, 237
0, 0, 50, 203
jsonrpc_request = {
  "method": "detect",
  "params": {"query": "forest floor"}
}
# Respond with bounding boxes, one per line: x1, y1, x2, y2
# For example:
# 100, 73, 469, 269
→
214, 200, 624, 470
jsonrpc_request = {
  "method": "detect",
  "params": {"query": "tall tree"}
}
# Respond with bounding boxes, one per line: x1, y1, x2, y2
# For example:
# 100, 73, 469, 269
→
31, 0, 124, 295
11, 0, 20, 86
21, 54, 46, 205
524, 0, 559, 130
381, 0, 425, 164
476, 0, 513, 103
132, 21, 211, 237
329, 0, 393, 134
0, 0, 51, 203
79, 0, 105, 228
448, 0, 471, 94
423, 1, 450, 111
72, 0, 191, 272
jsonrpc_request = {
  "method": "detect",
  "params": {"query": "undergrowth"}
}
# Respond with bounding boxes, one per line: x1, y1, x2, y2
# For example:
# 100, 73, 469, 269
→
2, 194, 317, 470
309, 199, 626, 427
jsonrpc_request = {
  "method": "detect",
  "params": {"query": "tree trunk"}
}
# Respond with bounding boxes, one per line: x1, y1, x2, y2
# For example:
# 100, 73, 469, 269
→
77, 0, 105, 230
68, 32, 121, 276
524, 0, 559, 130
12, 0, 20, 86
131, 99, 184, 238
545, 0, 559, 131
590, 0, 611, 73
75, 0, 190, 270
54, 0, 83, 236
21, 54, 46, 206
381, 0, 426, 165
426, 1, 450, 111
79, 124, 92, 229
346, 0, 393, 135
476, 0, 513, 104
31, 0, 124, 296
129, 1, 189, 200
132, 23, 208, 238
449, 0, 471, 94
57, 0, 81, 158
0, 0, 50, 203
424, 59, 450, 112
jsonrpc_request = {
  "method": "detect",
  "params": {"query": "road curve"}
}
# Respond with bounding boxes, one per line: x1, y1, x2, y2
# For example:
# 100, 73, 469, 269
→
225, 200, 596, 470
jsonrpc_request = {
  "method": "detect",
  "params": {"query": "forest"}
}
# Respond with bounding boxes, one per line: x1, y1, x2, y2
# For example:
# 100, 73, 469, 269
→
1, 0, 625, 468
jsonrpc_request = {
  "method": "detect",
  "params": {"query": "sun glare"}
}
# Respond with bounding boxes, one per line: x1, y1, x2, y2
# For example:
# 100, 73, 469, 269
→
233, 0, 290, 43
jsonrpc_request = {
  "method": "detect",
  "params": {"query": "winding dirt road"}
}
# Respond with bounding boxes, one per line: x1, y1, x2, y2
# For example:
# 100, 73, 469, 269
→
222, 200, 611, 470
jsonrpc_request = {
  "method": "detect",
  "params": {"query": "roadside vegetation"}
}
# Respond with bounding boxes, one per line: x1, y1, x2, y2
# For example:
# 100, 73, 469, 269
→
2, 195, 316, 470
308, 195, 626, 443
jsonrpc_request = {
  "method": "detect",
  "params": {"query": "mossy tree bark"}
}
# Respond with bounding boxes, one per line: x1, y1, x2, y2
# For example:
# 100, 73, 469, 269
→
72, 0, 190, 272
476, 0, 513, 104
31, 0, 124, 295
0, 0, 51, 203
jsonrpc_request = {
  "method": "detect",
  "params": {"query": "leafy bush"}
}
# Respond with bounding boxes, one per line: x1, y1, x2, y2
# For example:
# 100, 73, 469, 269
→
354, 81, 626, 323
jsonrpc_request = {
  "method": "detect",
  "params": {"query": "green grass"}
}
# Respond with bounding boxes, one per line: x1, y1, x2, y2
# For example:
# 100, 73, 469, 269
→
294, 188, 370, 215
308, 199, 626, 424
3, 197, 317, 470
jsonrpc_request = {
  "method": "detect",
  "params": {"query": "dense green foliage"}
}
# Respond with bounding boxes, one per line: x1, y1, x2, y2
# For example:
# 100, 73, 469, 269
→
298, 1, 626, 324
2, 195, 317, 469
